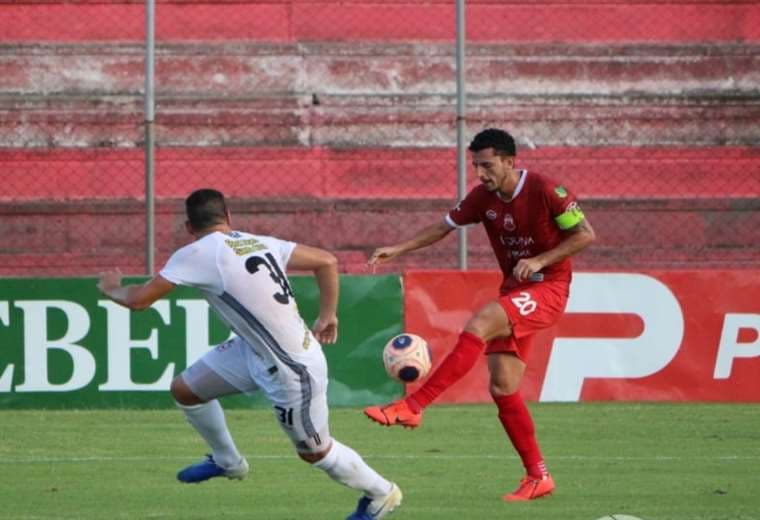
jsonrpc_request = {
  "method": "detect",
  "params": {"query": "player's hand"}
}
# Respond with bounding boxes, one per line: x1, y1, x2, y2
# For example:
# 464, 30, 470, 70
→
312, 315, 338, 345
97, 268, 123, 294
367, 246, 402, 270
512, 258, 543, 282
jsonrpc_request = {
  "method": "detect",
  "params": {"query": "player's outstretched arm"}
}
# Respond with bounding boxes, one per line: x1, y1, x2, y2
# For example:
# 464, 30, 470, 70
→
368, 220, 454, 266
513, 218, 596, 282
97, 269, 176, 310
287, 244, 339, 344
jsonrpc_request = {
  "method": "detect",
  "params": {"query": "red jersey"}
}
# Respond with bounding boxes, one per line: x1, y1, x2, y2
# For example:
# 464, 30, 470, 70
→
447, 169, 585, 293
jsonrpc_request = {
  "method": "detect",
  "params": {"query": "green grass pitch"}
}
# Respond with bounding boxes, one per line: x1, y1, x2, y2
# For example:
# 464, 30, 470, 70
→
1, 403, 758, 520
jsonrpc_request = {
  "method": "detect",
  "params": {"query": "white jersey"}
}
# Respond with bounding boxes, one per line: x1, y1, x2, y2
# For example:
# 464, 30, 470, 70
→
160, 231, 319, 369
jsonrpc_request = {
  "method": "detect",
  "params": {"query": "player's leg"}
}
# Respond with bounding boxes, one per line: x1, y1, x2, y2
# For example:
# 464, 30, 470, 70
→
488, 351, 554, 501
488, 283, 569, 500
304, 440, 401, 520
365, 299, 510, 427
172, 337, 254, 483
271, 351, 402, 519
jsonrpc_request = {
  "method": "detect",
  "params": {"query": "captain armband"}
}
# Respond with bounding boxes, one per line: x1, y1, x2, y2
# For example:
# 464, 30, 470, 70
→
554, 202, 585, 230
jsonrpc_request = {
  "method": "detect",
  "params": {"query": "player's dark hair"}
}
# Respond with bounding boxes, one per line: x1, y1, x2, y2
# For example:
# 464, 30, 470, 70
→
185, 189, 228, 231
469, 128, 517, 157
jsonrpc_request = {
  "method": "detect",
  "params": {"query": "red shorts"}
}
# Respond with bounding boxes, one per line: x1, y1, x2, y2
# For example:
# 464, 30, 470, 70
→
486, 280, 569, 360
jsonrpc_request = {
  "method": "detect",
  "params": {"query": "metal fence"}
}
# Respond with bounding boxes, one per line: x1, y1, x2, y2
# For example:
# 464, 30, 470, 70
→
1, 0, 758, 277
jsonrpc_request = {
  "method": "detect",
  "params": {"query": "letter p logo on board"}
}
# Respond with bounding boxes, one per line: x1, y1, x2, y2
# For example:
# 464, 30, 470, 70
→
540, 273, 684, 402
714, 313, 760, 379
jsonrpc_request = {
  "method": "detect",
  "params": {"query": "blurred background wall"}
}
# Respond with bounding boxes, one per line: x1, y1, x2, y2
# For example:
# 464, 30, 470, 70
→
1, 0, 758, 276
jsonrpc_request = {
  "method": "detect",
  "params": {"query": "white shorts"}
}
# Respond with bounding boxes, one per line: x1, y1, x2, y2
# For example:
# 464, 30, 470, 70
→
181, 335, 330, 454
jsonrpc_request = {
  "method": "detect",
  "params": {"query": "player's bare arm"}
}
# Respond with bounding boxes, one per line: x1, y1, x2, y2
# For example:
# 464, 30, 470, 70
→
368, 220, 455, 266
287, 244, 339, 344
97, 269, 176, 310
513, 218, 596, 282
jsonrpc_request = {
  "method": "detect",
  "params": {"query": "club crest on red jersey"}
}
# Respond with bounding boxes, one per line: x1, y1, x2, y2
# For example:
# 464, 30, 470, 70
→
503, 214, 516, 231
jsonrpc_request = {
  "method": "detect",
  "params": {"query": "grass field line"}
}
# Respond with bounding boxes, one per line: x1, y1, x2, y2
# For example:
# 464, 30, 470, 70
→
3, 453, 759, 464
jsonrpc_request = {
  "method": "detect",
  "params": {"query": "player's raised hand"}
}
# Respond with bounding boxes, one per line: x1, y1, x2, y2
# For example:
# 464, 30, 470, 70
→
312, 315, 338, 344
97, 268, 123, 294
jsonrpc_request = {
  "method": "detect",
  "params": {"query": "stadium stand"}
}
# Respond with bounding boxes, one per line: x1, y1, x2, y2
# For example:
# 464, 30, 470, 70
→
1, 0, 758, 274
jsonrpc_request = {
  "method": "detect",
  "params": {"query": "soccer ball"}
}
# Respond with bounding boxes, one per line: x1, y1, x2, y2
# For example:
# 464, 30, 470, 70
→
382, 333, 432, 383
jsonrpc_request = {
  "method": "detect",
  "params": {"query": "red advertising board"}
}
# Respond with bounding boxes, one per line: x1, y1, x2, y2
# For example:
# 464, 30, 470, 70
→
404, 270, 760, 402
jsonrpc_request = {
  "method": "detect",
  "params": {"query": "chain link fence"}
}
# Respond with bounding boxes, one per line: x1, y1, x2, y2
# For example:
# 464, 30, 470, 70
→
1, 0, 758, 276
0, 0, 145, 275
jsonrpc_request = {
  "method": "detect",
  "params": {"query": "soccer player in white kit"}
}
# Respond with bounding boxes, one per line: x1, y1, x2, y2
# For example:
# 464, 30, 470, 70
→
97, 188, 402, 520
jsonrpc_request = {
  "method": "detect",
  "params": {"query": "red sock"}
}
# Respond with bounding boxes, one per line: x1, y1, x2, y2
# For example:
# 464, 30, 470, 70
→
493, 392, 547, 479
406, 331, 485, 412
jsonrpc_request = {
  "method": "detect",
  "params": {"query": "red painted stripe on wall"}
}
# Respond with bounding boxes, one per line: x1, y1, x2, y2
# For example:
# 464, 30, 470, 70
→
1, 147, 758, 200
1, 2, 758, 42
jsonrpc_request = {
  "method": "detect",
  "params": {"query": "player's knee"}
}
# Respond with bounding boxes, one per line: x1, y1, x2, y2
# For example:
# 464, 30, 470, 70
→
463, 322, 484, 339
488, 366, 523, 397
463, 312, 490, 338
297, 447, 329, 465
489, 380, 519, 397
170, 375, 203, 405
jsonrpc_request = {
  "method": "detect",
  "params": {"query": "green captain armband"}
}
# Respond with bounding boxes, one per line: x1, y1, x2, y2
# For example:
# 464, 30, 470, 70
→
554, 203, 585, 230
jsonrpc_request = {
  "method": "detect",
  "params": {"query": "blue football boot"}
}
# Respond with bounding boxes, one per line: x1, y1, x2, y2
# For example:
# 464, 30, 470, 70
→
345, 483, 402, 519
176, 454, 249, 483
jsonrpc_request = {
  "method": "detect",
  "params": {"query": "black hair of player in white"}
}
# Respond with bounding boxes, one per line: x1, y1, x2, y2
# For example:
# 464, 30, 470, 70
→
185, 188, 229, 232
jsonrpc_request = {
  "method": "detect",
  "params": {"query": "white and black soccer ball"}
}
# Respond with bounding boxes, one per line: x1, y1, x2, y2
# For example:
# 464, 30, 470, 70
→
382, 333, 432, 383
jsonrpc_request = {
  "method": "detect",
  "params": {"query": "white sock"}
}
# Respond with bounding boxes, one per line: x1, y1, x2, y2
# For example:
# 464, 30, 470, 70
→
176, 400, 242, 468
313, 439, 392, 499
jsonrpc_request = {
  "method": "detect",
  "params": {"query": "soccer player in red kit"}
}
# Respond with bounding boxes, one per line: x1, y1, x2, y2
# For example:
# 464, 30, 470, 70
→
364, 128, 596, 501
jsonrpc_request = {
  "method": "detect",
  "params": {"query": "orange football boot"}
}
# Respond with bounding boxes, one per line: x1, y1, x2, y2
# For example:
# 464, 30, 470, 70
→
502, 474, 555, 502
364, 399, 422, 429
